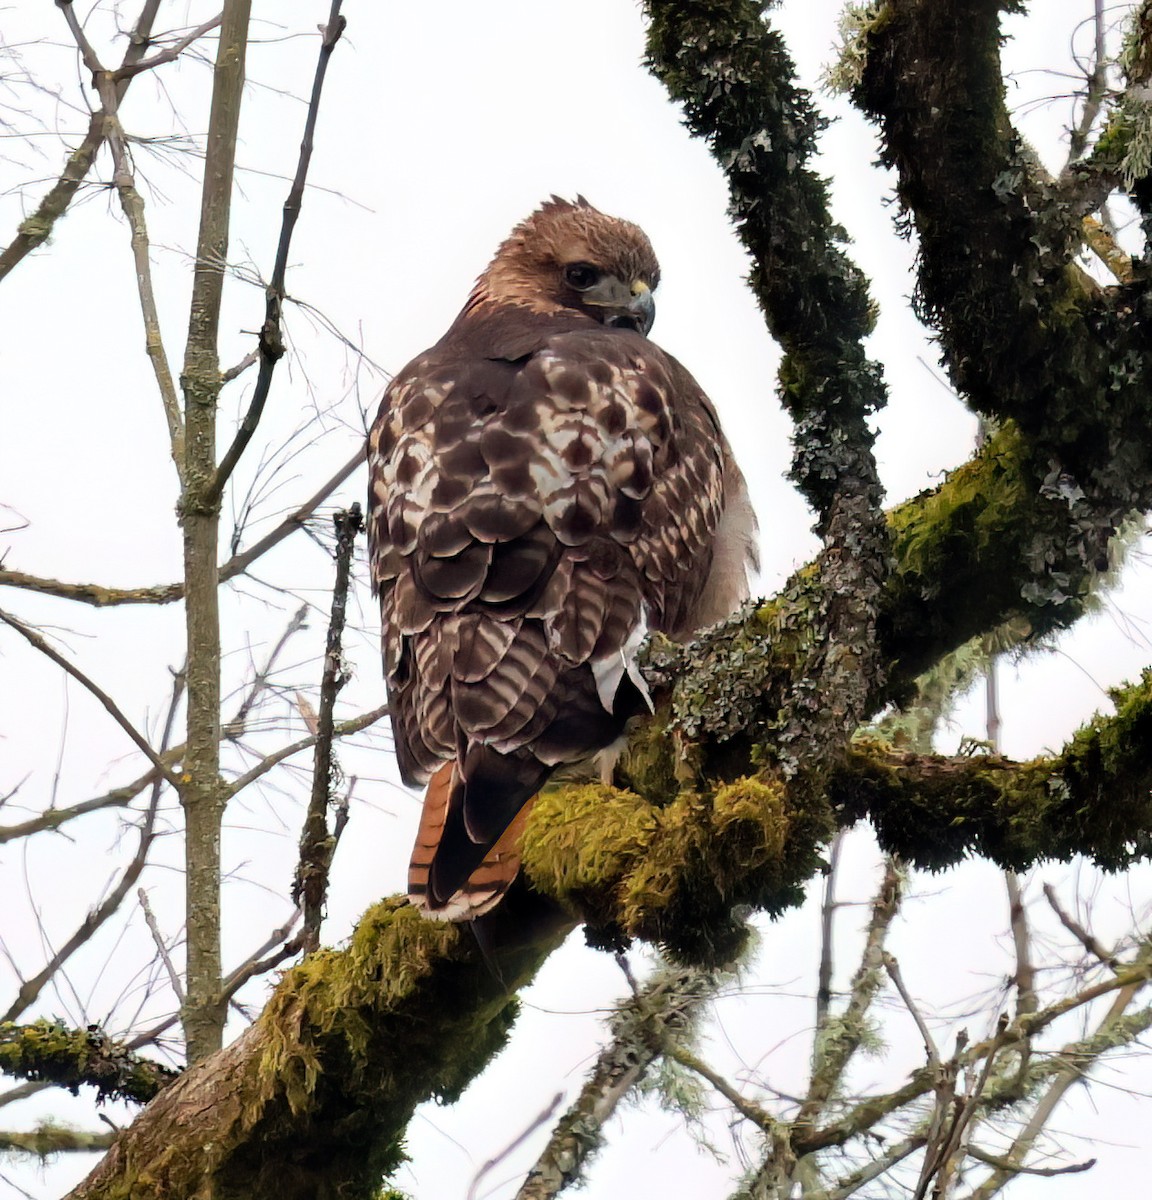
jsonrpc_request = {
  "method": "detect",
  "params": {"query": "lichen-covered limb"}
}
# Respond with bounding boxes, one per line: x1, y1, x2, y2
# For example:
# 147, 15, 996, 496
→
645, 0, 890, 774
0, 1020, 176, 1105
856, 1, 1152, 521
855, 0, 1084, 421
650, 417, 1140, 761
833, 668, 1152, 872
516, 961, 719, 1199
516, 669, 1152, 959
0, 1123, 115, 1157
69, 900, 571, 1200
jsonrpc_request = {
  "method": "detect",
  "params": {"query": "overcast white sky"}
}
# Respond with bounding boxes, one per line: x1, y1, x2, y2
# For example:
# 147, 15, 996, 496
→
2, 2, 1150, 1198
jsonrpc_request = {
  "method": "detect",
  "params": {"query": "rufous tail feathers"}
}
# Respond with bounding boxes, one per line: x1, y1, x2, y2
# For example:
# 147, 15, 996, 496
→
408, 763, 537, 921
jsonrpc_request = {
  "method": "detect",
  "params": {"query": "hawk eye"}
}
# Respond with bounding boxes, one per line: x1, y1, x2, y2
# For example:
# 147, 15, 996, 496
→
564, 262, 599, 291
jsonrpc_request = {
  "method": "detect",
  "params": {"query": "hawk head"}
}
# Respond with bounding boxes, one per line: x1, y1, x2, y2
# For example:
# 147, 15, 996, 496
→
472, 196, 660, 335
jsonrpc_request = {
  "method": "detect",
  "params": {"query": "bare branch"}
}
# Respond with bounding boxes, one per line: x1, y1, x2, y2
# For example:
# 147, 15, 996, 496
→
95, 97, 184, 478
0, 446, 362, 607
137, 889, 185, 1004
966, 1144, 1096, 1179
2, 783, 163, 1022
225, 704, 387, 798
113, 14, 224, 80
293, 504, 362, 952
0, 608, 179, 787
178, 0, 254, 1062
0, 1, 164, 281
208, 5, 348, 504
0, 790, 136, 844
883, 952, 940, 1067
468, 1094, 564, 1200
1042, 881, 1120, 969
55, 1, 106, 77
221, 348, 259, 384
218, 907, 303, 1005
1066, 0, 1109, 164
914, 1021, 1006, 1200
0, 571, 182, 606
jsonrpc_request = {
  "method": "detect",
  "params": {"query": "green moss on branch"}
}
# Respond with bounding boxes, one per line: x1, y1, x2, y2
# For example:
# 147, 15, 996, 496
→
834, 670, 1152, 871
0, 1020, 176, 1105
71, 901, 570, 1200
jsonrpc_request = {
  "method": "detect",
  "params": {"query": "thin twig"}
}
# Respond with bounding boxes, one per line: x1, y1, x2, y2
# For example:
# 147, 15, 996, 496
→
967, 1145, 1096, 1178
208, 4, 348, 504
219, 907, 303, 1004
0, 2, 162, 282
293, 504, 362, 951
469, 1093, 565, 1200
96, 99, 185, 478
0, 445, 363, 608
113, 14, 224, 79
0, 608, 179, 787
137, 889, 185, 1004
223, 604, 309, 740
883, 953, 939, 1066
965, 981, 1144, 1200
1042, 882, 1120, 969
1067, 0, 1109, 164
225, 703, 387, 797
55, 1, 105, 79
815, 829, 845, 1029
2, 777, 164, 1022
915, 1019, 1007, 1200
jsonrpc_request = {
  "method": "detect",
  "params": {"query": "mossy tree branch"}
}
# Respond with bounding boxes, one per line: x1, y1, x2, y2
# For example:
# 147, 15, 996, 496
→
68, 900, 572, 1200
645, 0, 890, 778
855, 0, 1152, 607
0, 1020, 176, 1106
513, 666, 1152, 960
0, 1123, 116, 1157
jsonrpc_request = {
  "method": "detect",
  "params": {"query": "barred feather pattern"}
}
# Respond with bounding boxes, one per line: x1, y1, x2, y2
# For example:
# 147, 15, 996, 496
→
368, 200, 755, 918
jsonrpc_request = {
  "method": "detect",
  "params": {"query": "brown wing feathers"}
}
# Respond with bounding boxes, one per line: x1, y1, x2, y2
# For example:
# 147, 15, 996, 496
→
368, 198, 749, 919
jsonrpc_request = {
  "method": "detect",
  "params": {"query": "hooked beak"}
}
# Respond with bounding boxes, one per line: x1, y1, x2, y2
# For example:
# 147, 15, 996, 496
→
622, 281, 655, 336
583, 276, 656, 336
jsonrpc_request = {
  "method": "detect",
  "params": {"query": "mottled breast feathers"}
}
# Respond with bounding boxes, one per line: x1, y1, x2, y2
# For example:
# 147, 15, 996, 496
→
367, 197, 755, 919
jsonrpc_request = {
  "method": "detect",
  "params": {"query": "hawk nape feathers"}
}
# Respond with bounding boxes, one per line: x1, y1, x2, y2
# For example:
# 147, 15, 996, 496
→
368, 197, 757, 920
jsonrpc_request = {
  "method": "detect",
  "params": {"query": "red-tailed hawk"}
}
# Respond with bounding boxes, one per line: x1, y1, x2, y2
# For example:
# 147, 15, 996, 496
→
368, 197, 756, 920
